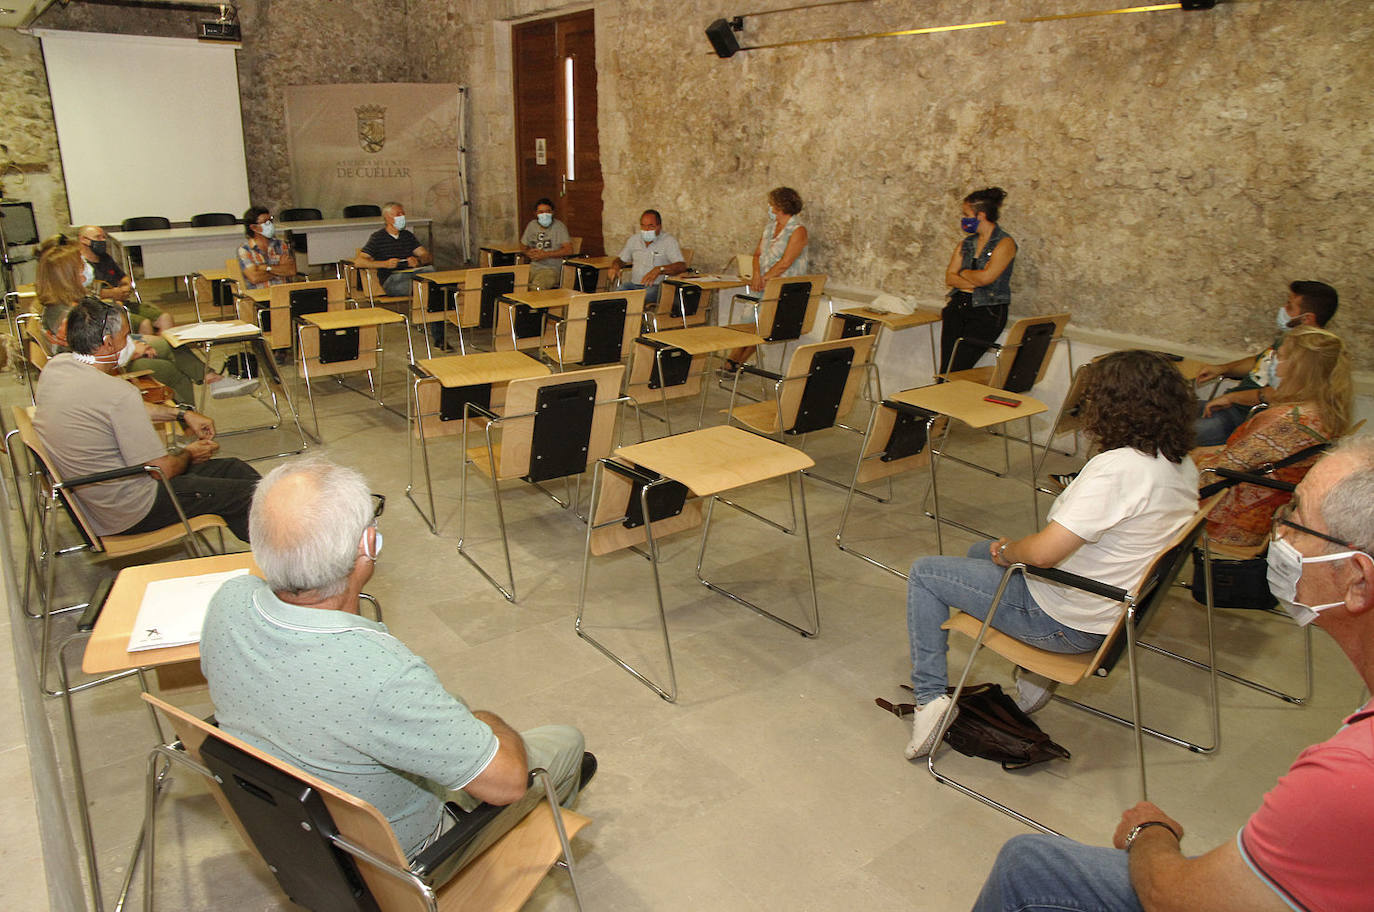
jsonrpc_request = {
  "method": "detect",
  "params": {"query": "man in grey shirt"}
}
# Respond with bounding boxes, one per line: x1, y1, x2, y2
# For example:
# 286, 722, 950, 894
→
33, 299, 259, 542
520, 197, 573, 289
609, 209, 686, 305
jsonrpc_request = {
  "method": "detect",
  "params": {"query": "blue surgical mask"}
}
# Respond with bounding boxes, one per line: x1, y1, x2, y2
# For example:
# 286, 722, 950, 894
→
392, 214, 406, 230
82, 261, 95, 286
960, 217, 980, 233
259, 220, 276, 239
537, 212, 553, 228
767, 208, 777, 222
1277, 305, 1297, 331
640, 229, 657, 243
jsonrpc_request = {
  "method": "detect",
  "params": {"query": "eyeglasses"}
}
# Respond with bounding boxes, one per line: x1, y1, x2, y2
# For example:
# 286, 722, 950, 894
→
1272, 502, 1356, 550
371, 493, 386, 519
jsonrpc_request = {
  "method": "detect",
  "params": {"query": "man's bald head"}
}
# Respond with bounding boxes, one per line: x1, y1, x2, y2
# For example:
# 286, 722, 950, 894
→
250, 459, 373, 598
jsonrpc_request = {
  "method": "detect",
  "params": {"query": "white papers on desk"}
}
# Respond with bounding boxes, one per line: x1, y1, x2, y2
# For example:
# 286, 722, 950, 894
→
127, 568, 250, 652
165, 321, 258, 343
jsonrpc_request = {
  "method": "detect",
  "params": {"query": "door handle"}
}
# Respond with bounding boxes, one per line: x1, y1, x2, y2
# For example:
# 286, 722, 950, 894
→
561, 174, 567, 197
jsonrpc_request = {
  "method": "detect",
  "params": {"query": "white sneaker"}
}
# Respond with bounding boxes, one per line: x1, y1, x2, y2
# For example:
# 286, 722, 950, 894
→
1013, 667, 1058, 714
904, 694, 956, 760
208, 375, 260, 399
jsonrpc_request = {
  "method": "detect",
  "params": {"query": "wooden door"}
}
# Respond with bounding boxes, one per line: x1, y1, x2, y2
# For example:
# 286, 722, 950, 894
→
513, 10, 604, 257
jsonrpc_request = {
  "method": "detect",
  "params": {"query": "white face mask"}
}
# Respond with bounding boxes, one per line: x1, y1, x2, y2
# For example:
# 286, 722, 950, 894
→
1276, 305, 1296, 332
258, 220, 276, 239
363, 527, 383, 560
79, 335, 136, 368
1265, 535, 1367, 626
392, 214, 406, 230
116, 335, 137, 367
536, 212, 553, 228
82, 261, 95, 286
640, 228, 657, 243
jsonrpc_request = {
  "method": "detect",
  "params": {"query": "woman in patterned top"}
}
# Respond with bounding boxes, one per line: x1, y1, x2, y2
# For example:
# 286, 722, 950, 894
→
1196, 326, 1353, 549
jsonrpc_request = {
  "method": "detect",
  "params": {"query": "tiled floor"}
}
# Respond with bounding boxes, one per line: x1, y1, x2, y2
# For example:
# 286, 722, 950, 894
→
1, 290, 1365, 910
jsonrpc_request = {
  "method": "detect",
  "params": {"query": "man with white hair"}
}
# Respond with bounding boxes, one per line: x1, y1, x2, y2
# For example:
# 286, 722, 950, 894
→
200, 458, 592, 858
354, 201, 438, 344
971, 436, 1374, 912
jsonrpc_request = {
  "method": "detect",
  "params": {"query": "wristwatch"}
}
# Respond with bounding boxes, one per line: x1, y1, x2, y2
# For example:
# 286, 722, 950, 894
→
1124, 820, 1179, 851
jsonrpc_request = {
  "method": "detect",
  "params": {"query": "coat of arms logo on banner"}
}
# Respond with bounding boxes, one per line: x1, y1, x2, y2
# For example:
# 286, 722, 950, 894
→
356, 104, 386, 153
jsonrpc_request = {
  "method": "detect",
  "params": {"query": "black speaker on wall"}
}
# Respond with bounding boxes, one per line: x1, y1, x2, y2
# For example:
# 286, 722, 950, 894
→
706, 17, 742, 58
1180, 0, 1216, 8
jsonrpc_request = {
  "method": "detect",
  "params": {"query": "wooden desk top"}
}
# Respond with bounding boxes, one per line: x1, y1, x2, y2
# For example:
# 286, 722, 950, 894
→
83, 552, 260, 674
890, 380, 1048, 429
614, 426, 813, 498
500, 288, 578, 309
195, 268, 234, 282
643, 326, 766, 356
836, 307, 941, 330
670, 274, 748, 290
245, 288, 271, 303
302, 308, 405, 329
566, 256, 617, 269
417, 350, 550, 388
417, 269, 469, 284
163, 321, 262, 347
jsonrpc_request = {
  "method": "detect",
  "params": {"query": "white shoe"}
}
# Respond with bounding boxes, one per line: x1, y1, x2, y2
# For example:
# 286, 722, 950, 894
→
208, 375, 260, 399
1013, 667, 1058, 714
904, 694, 956, 760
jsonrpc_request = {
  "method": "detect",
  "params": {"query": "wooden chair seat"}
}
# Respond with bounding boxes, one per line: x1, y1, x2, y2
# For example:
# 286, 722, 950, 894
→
728, 400, 783, 434
99, 514, 228, 559
937, 365, 994, 386
941, 612, 1100, 686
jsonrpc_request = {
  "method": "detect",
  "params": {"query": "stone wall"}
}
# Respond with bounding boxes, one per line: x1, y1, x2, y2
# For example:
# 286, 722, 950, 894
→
0, 28, 70, 258
584, 0, 1373, 363
5, 0, 1369, 366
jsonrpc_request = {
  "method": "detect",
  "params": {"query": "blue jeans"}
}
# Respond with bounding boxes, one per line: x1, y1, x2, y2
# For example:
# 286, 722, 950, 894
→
381, 265, 435, 298
619, 280, 661, 305
972, 834, 1142, 912
1194, 402, 1248, 446
906, 542, 1105, 704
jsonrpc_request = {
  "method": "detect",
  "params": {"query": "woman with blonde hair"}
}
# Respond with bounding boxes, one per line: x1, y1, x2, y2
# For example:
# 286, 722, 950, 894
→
33, 237, 251, 401
1197, 325, 1353, 548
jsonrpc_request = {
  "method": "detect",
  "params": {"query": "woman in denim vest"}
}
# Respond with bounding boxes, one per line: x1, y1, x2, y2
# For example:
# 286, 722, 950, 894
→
940, 187, 1016, 373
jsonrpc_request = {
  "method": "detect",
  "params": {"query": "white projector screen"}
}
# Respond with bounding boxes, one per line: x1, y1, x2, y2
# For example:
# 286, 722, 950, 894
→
38, 30, 251, 227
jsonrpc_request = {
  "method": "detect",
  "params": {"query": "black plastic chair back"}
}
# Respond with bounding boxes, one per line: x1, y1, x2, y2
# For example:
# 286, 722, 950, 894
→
668, 282, 702, 319
343, 205, 382, 219
580, 298, 628, 365
425, 280, 457, 314
789, 345, 854, 435
289, 286, 330, 321
834, 313, 875, 339
121, 216, 171, 232
606, 460, 689, 529
319, 328, 360, 364
480, 272, 516, 329
200, 736, 382, 912
638, 339, 692, 390
882, 402, 936, 462
190, 212, 237, 228
525, 379, 597, 483
1002, 322, 1057, 393
572, 262, 600, 291
765, 280, 812, 342
440, 384, 491, 422
489, 250, 518, 267
281, 208, 323, 222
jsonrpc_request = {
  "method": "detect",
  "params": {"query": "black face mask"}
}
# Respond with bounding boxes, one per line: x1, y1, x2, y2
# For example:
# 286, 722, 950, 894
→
89, 239, 108, 257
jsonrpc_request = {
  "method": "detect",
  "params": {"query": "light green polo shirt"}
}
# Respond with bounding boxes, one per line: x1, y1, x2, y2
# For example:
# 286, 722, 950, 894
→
200, 575, 498, 855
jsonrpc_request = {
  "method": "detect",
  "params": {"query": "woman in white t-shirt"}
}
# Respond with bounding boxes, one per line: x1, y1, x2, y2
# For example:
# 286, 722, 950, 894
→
903, 350, 1199, 760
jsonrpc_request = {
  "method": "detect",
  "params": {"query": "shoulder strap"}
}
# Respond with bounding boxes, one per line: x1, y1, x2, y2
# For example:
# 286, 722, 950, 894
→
1199, 441, 1330, 499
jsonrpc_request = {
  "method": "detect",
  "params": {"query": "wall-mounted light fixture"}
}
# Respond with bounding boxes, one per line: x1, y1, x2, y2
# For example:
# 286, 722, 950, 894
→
706, 0, 1218, 58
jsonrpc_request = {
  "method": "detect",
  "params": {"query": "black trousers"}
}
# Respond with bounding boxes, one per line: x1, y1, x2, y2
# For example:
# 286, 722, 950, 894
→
940, 298, 1009, 374
122, 457, 261, 543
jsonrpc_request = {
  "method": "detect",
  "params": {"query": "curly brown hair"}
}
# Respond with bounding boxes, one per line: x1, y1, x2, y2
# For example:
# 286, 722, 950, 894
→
1081, 350, 1194, 463
768, 186, 803, 215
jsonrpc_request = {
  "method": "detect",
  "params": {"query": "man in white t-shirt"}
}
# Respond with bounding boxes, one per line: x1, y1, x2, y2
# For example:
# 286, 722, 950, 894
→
608, 209, 686, 305
901, 350, 1200, 759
